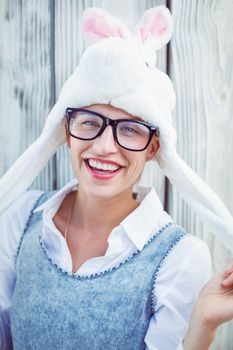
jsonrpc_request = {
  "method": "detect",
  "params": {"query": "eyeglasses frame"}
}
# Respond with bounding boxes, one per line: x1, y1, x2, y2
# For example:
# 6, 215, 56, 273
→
65, 108, 160, 152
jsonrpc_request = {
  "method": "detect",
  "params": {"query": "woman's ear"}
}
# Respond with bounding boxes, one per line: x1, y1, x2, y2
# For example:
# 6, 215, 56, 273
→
146, 136, 160, 161
65, 120, 71, 148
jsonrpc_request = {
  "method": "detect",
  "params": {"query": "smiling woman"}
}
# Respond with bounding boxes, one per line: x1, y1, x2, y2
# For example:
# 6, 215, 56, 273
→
0, 5, 233, 350
65, 104, 158, 202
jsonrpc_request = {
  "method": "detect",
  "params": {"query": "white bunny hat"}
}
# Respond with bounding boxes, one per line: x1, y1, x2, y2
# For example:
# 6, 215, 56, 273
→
1, 6, 233, 250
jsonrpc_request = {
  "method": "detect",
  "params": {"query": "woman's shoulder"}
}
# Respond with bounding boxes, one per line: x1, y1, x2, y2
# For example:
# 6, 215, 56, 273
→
156, 229, 212, 294
168, 222, 212, 274
4, 189, 44, 220
0, 190, 44, 254
160, 211, 211, 259
176, 233, 212, 270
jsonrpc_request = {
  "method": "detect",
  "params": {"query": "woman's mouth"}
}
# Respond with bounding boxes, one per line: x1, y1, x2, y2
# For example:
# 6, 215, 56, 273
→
85, 158, 123, 179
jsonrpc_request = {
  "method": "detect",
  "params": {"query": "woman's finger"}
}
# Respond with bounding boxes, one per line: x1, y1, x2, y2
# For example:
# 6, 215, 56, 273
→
221, 271, 233, 287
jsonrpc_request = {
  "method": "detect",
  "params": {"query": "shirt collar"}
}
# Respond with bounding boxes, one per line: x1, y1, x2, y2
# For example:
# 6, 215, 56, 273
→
34, 179, 164, 251
120, 185, 164, 250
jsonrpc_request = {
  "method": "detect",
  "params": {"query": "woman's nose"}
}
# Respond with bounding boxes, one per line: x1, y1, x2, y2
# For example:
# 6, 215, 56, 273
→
92, 125, 118, 154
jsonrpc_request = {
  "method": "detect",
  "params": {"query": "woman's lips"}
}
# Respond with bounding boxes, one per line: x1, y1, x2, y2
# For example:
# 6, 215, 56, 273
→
84, 158, 123, 179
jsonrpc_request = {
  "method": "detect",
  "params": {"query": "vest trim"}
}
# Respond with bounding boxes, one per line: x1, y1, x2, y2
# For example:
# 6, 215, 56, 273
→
38, 221, 179, 281
151, 230, 187, 313
14, 192, 46, 267
16, 191, 187, 317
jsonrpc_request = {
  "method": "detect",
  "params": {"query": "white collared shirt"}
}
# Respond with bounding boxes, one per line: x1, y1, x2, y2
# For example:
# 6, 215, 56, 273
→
0, 179, 212, 350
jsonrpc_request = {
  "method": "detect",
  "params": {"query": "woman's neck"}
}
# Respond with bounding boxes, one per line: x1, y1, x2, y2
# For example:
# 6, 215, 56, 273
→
72, 187, 139, 238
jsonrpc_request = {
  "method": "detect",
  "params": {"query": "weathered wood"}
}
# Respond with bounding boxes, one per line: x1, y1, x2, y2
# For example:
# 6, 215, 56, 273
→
170, 1, 233, 348
0, 0, 54, 190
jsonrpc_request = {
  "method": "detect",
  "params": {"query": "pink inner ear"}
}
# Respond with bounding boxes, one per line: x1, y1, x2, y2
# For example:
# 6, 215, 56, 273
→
139, 10, 168, 43
83, 16, 124, 41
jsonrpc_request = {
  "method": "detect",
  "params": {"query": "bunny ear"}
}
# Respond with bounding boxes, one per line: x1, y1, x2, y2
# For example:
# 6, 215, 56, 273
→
82, 7, 131, 45
135, 6, 173, 50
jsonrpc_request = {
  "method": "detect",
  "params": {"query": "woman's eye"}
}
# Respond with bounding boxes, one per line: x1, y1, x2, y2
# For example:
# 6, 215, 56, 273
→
82, 120, 99, 127
123, 126, 137, 134
118, 124, 139, 136
75, 116, 101, 129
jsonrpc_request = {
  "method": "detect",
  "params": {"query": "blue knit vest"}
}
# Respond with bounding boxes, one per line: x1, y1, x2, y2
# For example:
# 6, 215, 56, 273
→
11, 192, 187, 350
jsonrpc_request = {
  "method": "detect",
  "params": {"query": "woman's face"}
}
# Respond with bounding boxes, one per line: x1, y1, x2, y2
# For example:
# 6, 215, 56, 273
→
66, 104, 159, 200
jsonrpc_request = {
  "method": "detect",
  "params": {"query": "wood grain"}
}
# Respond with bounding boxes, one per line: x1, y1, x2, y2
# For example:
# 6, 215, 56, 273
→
0, 0, 54, 190
170, 1, 233, 348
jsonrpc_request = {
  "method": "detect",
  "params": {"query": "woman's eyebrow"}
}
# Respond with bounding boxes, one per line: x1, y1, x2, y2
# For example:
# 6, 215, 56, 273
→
125, 115, 144, 122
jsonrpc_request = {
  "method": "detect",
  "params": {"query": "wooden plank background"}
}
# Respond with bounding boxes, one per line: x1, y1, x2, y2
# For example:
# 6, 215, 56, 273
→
0, 0, 233, 348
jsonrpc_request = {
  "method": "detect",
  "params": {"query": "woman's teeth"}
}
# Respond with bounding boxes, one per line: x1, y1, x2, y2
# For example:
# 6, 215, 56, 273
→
88, 159, 120, 172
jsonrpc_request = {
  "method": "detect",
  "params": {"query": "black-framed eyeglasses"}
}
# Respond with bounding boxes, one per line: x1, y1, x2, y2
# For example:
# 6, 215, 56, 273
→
65, 108, 160, 152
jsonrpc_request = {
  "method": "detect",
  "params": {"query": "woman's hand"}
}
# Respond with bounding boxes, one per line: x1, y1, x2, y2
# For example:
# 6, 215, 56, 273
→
197, 260, 233, 330
183, 260, 233, 350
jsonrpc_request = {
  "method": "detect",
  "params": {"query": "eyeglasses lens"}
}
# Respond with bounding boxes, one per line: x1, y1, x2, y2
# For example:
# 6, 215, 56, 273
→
116, 121, 150, 150
69, 111, 150, 151
69, 111, 103, 139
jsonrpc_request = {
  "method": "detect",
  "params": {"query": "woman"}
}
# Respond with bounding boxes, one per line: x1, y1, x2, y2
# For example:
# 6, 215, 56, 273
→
0, 6, 233, 350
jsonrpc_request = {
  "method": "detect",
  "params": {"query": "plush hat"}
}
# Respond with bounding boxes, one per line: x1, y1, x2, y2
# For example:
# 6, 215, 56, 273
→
0, 6, 233, 250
